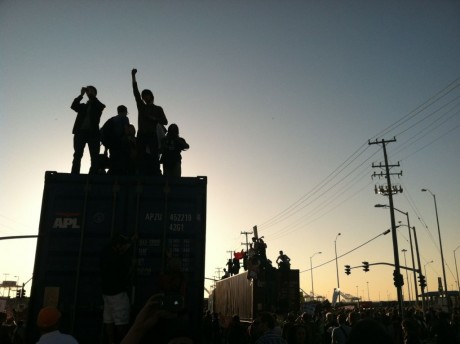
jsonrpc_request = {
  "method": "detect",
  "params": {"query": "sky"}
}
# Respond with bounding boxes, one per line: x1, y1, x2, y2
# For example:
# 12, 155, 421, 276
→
1, 0, 459, 303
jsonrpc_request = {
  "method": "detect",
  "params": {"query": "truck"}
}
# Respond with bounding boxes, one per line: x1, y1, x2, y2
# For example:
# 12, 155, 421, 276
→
27, 172, 207, 343
209, 268, 300, 322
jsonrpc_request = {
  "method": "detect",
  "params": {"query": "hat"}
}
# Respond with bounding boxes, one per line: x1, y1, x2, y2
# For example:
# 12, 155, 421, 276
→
37, 306, 61, 328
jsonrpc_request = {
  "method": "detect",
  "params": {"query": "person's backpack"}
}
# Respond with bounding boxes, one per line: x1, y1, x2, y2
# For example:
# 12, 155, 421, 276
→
100, 118, 115, 149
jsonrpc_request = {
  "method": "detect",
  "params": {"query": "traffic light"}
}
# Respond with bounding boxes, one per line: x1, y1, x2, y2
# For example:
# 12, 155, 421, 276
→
418, 274, 426, 288
21, 288, 26, 298
16, 289, 20, 298
362, 261, 369, 272
393, 270, 404, 287
344, 265, 351, 275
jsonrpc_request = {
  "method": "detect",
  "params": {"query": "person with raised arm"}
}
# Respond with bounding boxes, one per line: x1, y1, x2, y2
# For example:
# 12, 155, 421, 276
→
131, 69, 168, 175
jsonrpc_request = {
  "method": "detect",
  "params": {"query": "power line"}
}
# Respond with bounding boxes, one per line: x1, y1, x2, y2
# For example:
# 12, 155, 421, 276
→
256, 77, 460, 241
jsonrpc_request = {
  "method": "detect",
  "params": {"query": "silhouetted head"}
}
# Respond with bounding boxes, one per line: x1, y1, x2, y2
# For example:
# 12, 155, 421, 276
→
141, 89, 154, 104
168, 123, 179, 137
117, 105, 128, 116
348, 318, 392, 344
127, 124, 136, 137
86, 85, 97, 97
37, 306, 61, 333
337, 313, 347, 325
288, 325, 308, 344
254, 312, 276, 331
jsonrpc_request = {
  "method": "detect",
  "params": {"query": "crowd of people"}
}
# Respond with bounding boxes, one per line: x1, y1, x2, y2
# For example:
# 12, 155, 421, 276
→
202, 305, 460, 344
1, 299, 460, 343
70, 69, 189, 177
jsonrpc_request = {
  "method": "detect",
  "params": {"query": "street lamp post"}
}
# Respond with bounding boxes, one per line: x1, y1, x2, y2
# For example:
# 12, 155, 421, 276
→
422, 189, 449, 310
402, 249, 411, 302
454, 246, 460, 295
367, 281, 370, 301
334, 233, 341, 302
424, 260, 434, 293
310, 251, 322, 300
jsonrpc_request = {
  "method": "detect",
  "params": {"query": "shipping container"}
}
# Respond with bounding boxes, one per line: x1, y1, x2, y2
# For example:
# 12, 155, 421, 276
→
210, 268, 300, 322
27, 172, 207, 343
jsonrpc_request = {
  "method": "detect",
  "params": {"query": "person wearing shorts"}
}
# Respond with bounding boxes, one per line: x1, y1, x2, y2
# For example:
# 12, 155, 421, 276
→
101, 235, 132, 344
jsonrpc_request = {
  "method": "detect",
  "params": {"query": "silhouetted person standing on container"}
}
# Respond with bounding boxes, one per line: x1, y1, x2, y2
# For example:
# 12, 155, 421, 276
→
160, 124, 189, 177
70, 86, 105, 174
131, 68, 168, 176
100, 105, 132, 175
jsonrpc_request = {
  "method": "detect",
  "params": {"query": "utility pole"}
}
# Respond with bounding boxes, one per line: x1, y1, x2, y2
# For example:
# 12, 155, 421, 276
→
369, 137, 404, 317
240, 231, 253, 252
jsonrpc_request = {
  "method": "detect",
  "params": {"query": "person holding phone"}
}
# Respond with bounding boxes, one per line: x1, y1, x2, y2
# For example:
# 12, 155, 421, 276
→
70, 85, 105, 174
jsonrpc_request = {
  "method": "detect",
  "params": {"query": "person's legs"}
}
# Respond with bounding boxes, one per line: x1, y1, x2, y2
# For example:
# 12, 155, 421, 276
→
88, 136, 100, 174
173, 163, 182, 177
112, 292, 131, 342
108, 149, 122, 175
71, 134, 86, 174
103, 295, 116, 344
104, 323, 116, 344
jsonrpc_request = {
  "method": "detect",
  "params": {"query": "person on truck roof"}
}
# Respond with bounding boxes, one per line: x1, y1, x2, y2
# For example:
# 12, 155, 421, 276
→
131, 68, 168, 176
160, 123, 189, 177
70, 85, 106, 175
276, 251, 291, 270
100, 105, 133, 176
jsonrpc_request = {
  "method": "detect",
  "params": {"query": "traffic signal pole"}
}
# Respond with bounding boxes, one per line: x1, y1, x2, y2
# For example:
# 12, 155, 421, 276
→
412, 226, 427, 317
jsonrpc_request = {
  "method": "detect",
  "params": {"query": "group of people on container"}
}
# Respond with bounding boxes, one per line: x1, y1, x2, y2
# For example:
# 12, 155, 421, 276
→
221, 237, 292, 281
202, 305, 460, 344
70, 69, 189, 177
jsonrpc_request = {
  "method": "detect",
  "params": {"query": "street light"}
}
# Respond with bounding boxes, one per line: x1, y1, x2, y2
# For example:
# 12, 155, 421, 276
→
424, 260, 434, 293
401, 249, 411, 302
334, 233, 341, 302
375, 204, 419, 304
310, 251, 322, 300
454, 246, 460, 295
421, 189, 449, 308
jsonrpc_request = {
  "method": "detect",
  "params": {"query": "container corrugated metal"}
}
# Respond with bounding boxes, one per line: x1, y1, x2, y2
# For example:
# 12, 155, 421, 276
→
212, 268, 299, 322
27, 172, 207, 343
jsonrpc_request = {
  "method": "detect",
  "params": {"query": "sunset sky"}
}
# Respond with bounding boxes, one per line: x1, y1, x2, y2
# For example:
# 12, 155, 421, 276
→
1, 1, 459, 303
